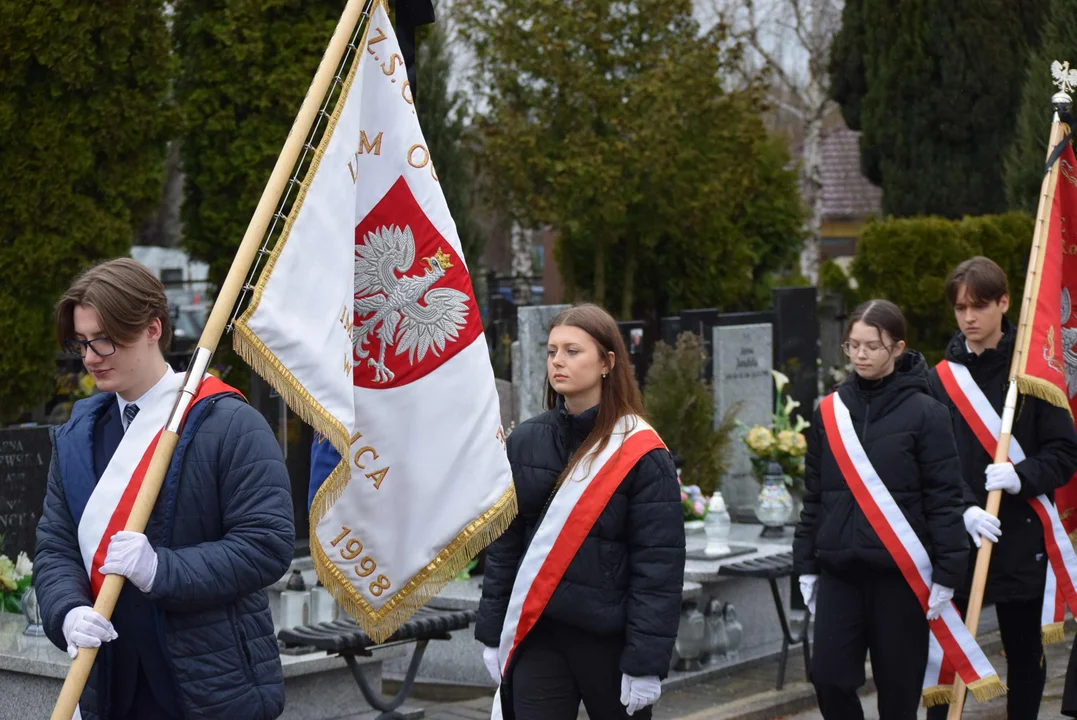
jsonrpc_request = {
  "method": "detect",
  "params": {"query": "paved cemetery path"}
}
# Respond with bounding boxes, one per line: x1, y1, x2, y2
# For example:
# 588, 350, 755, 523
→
407, 632, 1076, 720
777, 632, 1074, 720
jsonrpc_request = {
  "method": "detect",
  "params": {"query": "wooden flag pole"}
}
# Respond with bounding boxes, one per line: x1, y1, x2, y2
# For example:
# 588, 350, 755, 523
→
48, 0, 368, 716
946, 101, 1071, 720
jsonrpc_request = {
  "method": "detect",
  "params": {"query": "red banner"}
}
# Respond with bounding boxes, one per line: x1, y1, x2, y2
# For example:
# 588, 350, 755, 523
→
1018, 139, 1077, 537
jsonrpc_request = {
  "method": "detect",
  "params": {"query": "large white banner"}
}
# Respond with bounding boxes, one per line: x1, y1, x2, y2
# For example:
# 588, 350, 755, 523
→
234, 0, 515, 641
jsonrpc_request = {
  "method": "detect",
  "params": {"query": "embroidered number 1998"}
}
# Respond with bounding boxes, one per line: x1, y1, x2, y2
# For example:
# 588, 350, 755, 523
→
330, 526, 393, 597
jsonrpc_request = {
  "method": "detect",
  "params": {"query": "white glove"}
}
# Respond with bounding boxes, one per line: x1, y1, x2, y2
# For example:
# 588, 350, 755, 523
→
620, 674, 662, 716
799, 574, 818, 615
926, 583, 954, 621
62, 606, 117, 659
985, 462, 1021, 495
99, 531, 158, 593
963, 506, 1001, 548
482, 646, 501, 683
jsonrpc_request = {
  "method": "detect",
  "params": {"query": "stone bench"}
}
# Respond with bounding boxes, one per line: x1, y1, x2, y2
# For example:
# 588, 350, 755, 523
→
277, 606, 476, 720
0, 611, 408, 720
717, 550, 810, 690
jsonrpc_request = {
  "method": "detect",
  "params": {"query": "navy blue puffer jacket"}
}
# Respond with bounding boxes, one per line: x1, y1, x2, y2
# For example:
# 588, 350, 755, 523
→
474, 402, 685, 678
34, 390, 295, 720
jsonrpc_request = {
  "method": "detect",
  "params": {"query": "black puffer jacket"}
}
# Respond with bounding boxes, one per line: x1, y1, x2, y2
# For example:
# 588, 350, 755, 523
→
794, 351, 969, 588
927, 322, 1077, 602
474, 402, 685, 678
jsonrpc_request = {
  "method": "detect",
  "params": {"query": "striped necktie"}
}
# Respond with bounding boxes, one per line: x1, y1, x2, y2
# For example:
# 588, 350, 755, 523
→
123, 403, 139, 431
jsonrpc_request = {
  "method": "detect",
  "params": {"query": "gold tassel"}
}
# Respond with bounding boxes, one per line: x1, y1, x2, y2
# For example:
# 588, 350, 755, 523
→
235, 310, 520, 643
1043, 622, 1066, 645
313, 484, 518, 643
223, 13, 519, 644
922, 686, 955, 708
232, 327, 351, 461
967, 675, 1008, 703
1016, 375, 1074, 419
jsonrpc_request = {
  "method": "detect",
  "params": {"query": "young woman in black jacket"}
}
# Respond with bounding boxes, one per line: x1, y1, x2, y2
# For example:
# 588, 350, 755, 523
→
474, 304, 685, 720
794, 300, 970, 720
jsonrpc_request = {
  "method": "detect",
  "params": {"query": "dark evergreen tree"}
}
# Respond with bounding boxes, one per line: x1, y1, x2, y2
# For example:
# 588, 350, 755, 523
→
831, 0, 1047, 218
174, 0, 342, 292
0, 0, 174, 421
1005, 0, 1077, 213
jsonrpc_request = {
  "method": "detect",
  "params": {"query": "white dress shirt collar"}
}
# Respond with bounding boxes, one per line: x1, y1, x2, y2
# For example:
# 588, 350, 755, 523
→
117, 367, 176, 430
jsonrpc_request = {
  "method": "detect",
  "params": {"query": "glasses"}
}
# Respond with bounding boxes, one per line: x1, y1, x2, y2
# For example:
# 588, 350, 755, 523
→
841, 341, 892, 357
65, 337, 117, 358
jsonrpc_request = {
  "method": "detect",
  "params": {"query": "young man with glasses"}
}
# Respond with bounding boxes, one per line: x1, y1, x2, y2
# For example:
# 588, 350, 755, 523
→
34, 258, 295, 720
926, 256, 1077, 720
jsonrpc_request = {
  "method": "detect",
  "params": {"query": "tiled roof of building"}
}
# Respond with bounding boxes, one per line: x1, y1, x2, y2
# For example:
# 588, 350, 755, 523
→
816, 124, 883, 221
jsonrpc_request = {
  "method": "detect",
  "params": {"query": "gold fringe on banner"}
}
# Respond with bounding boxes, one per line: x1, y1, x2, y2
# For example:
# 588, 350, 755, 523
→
232, 5, 519, 644
1015, 374, 1074, 419
311, 484, 517, 643
967, 675, 1008, 704
232, 327, 352, 461
922, 686, 955, 708
1043, 621, 1067, 645
231, 4, 370, 465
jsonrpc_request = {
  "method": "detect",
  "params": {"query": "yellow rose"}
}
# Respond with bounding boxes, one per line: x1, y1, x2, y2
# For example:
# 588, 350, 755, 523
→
778, 431, 808, 457
777, 430, 798, 455
746, 426, 776, 455
0, 556, 15, 592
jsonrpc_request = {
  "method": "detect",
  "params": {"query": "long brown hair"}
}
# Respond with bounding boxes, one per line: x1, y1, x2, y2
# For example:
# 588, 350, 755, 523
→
544, 304, 646, 485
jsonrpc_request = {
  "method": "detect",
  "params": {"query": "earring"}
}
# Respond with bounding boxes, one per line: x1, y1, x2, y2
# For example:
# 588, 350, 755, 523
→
602, 372, 608, 379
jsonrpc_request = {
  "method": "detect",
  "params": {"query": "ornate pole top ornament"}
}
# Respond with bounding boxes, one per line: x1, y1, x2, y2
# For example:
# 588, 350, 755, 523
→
1052, 60, 1076, 117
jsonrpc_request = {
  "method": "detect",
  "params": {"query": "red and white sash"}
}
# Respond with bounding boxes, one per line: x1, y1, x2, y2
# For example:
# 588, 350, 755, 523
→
490, 416, 665, 720
819, 393, 1005, 707
77, 371, 234, 598
936, 360, 1077, 644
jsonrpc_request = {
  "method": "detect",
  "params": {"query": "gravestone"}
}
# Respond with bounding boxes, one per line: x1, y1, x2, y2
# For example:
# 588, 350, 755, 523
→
681, 310, 775, 382
0, 426, 52, 560
771, 286, 818, 420
514, 305, 571, 423
713, 323, 773, 520
817, 292, 848, 393
680, 309, 719, 381
659, 316, 682, 348
494, 378, 517, 429
617, 320, 646, 385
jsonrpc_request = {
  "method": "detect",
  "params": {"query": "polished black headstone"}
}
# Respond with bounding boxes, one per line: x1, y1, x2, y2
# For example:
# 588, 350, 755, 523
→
0, 426, 52, 560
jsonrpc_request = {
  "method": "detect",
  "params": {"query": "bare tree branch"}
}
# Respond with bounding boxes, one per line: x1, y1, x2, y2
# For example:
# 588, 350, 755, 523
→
710, 0, 844, 283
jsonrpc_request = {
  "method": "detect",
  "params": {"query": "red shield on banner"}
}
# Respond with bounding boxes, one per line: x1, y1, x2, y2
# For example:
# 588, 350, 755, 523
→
351, 176, 482, 389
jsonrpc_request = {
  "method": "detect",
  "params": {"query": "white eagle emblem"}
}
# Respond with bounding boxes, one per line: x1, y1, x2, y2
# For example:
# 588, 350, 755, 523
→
353, 225, 469, 384
1060, 287, 1077, 398
1053, 60, 1077, 95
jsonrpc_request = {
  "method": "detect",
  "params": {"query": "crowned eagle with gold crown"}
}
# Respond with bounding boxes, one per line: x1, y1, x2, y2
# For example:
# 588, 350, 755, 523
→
352, 223, 470, 384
